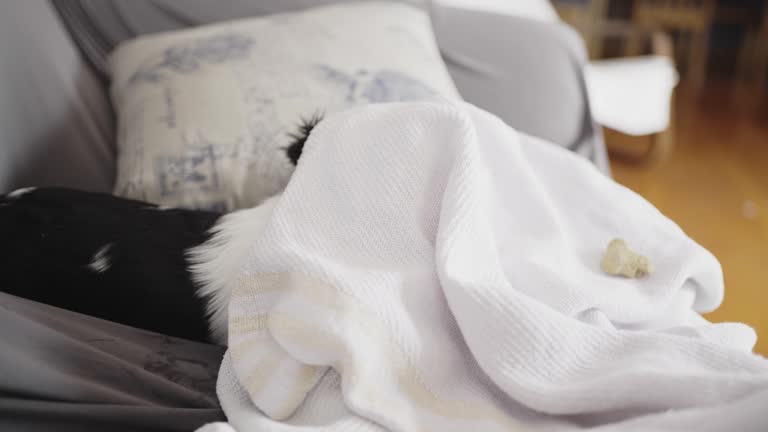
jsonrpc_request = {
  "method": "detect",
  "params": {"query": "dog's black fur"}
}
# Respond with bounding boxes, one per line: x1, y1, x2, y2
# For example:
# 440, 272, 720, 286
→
0, 116, 320, 343
285, 112, 324, 165
0, 188, 222, 342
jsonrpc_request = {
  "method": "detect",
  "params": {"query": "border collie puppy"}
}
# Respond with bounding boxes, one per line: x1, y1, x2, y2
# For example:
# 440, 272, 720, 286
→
0, 116, 321, 345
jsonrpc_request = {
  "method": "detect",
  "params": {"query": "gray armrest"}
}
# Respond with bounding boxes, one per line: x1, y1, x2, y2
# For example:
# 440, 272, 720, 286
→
430, 6, 610, 174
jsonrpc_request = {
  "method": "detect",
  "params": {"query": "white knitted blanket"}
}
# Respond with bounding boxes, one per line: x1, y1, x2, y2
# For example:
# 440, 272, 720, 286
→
202, 101, 768, 432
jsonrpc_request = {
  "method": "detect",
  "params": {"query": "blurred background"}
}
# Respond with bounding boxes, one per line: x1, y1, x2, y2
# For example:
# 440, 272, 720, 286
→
554, 0, 768, 351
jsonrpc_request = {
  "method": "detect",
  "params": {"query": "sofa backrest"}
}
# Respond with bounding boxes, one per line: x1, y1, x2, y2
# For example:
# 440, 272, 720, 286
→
0, 0, 607, 195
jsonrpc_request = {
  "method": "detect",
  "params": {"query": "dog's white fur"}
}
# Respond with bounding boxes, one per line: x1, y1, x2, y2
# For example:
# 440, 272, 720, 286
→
88, 243, 112, 273
7, 187, 36, 199
187, 194, 281, 345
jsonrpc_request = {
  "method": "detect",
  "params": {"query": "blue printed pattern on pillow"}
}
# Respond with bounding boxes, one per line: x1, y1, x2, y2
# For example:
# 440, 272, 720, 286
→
155, 145, 220, 196
315, 65, 437, 103
129, 34, 255, 85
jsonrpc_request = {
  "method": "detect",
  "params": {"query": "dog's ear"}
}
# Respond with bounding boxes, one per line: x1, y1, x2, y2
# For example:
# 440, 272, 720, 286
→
285, 112, 324, 165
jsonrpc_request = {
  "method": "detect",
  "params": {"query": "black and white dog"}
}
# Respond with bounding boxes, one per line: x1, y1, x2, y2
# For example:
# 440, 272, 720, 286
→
0, 116, 320, 345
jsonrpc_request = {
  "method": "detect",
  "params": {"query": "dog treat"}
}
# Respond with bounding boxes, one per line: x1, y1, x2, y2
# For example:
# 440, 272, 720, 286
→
601, 239, 653, 278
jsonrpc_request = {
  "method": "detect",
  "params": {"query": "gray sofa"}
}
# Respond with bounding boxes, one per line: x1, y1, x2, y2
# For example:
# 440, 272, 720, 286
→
0, 0, 607, 195
0, 1, 608, 431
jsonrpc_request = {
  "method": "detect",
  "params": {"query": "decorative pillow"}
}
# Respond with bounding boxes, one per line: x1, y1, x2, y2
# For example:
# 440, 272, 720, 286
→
109, 2, 461, 211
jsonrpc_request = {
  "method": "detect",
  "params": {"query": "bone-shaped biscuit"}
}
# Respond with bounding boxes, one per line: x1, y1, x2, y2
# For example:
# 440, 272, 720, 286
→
601, 239, 653, 278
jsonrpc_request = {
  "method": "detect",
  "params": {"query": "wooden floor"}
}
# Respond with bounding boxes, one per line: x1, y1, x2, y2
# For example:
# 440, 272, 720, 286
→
608, 83, 768, 353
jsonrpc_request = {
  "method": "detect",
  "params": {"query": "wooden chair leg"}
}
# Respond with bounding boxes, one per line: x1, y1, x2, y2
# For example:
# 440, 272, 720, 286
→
645, 31, 676, 163
646, 121, 675, 162
607, 129, 674, 164
687, 30, 710, 93
607, 90, 676, 165
755, 37, 768, 97
625, 32, 645, 57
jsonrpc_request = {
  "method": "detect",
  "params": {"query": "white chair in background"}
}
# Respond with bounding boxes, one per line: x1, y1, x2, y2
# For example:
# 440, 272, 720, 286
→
435, 0, 679, 161
553, 0, 679, 162
584, 29, 679, 162
585, 54, 678, 137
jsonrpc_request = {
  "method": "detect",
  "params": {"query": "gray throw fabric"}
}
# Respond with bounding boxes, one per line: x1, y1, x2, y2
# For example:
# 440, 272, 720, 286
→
0, 0, 115, 194
0, 291, 225, 432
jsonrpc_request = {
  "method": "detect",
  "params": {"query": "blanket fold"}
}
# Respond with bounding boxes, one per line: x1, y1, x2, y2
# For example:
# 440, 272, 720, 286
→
208, 101, 768, 432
